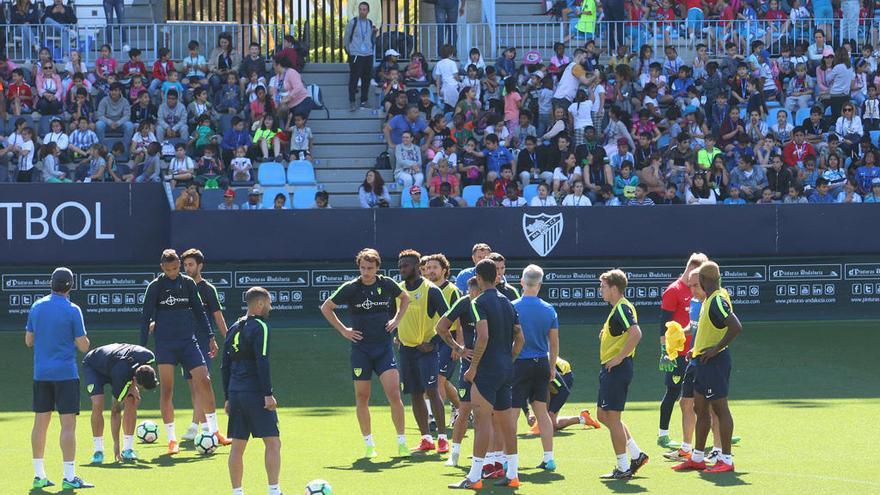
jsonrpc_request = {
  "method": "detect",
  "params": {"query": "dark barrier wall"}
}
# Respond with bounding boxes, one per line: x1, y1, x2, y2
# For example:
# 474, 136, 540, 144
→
2, 257, 879, 330
172, 205, 880, 262
0, 184, 170, 263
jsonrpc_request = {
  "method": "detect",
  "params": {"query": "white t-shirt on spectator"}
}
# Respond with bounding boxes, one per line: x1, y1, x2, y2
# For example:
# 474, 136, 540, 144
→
553, 165, 583, 182
433, 58, 460, 106
562, 193, 592, 206
18, 140, 35, 171
592, 85, 605, 113
529, 195, 558, 206
568, 100, 593, 129
43, 132, 69, 150
502, 196, 527, 207
170, 156, 194, 175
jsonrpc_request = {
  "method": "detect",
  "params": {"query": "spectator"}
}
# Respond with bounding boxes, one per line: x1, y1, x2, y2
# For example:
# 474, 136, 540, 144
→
766, 155, 794, 201
289, 114, 313, 162
207, 33, 242, 93
384, 104, 427, 149
863, 178, 880, 202
130, 90, 156, 127
218, 188, 240, 210
270, 57, 312, 122
276, 35, 303, 72
175, 183, 201, 210
757, 187, 777, 204
561, 179, 592, 206
42, 0, 77, 55
167, 143, 195, 187
730, 155, 768, 202
68, 117, 99, 160
221, 117, 251, 165
11, 0, 39, 58
475, 180, 500, 207
157, 90, 188, 141
272, 192, 287, 209
658, 183, 685, 205
239, 43, 267, 87
241, 186, 265, 210
134, 142, 162, 183
784, 185, 808, 204
627, 183, 655, 206
501, 181, 527, 207
429, 182, 459, 207
835, 103, 864, 155
230, 146, 253, 183
856, 151, 880, 195
552, 49, 594, 109
96, 83, 134, 145
312, 190, 331, 209
358, 169, 391, 208
782, 127, 817, 168
433, 44, 461, 113
344, 2, 376, 112
403, 185, 427, 208
434, 0, 462, 50
530, 183, 558, 206
826, 48, 855, 121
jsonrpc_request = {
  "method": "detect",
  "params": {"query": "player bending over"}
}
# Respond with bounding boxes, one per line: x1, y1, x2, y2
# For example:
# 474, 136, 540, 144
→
523, 357, 601, 432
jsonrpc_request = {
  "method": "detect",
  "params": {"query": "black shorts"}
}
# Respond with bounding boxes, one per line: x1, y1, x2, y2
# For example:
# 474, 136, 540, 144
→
664, 355, 688, 388
184, 338, 212, 380
597, 357, 634, 412
227, 391, 280, 439
474, 370, 513, 411
512, 357, 551, 408
33, 379, 80, 414
680, 361, 696, 399
83, 363, 110, 397
549, 372, 574, 414
155, 339, 205, 372
437, 341, 458, 380
350, 343, 397, 381
399, 345, 440, 395
458, 359, 472, 403
693, 349, 731, 401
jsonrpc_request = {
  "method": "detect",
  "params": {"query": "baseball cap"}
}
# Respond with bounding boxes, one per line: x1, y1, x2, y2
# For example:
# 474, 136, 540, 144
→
410, 185, 422, 195
822, 47, 834, 57
50, 267, 74, 292
872, 177, 880, 186
224, 189, 235, 198
617, 138, 629, 146
532, 70, 545, 80
250, 184, 263, 195
384, 48, 400, 57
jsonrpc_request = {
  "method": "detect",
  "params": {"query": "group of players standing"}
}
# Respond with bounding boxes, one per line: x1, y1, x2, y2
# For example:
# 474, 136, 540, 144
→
24, 242, 742, 493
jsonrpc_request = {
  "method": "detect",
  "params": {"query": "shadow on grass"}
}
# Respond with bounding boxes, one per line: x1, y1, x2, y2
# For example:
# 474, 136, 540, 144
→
600, 479, 649, 493
772, 400, 833, 408
698, 470, 750, 487
80, 460, 153, 470
293, 407, 348, 417
149, 453, 218, 467
522, 470, 566, 485
325, 457, 407, 473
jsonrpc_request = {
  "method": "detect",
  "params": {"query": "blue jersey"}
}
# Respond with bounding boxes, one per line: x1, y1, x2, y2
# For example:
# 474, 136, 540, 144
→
83, 343, 154, 400
330, 275, 402, 346
140, 274, 212, 347
455, 267, 476, 293
472, 288, 519, 379
512, 296, 558, 359
26, 294, 87, 381
222, 315, 272, 398
444, 295, 476, 348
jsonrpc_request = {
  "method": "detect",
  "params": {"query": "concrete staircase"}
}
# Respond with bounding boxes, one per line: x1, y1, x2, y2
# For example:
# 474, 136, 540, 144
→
301, 64, 397, 208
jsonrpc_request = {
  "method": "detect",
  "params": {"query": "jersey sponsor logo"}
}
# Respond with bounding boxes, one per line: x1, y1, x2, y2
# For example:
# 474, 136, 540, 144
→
87, 383, 94, 393
354, 298, 390, 311
353, 367, 362, 377
459, 387, 467, 398
672, 375, 682, 384
159, 294, 190, 306
522, 213, 564, 257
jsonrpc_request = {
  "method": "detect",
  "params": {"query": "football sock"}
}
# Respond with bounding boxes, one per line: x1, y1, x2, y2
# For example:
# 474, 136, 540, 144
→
451, 443, 461, 456
578, 416, 586, 424
123, 435, 134, 451
505, 454, 518, 479
719, 453, 733, 465
93, 437, 104, 452
267, 484, 281, 495
626, 438, 642, 459
658, 429, 669, 437
363, 434, 374, 447
616, 454, 629, 472
691, 450, 705, 463
165, 423, 176, 442
466, 457, 484, 483
421, 434, 433, 443
33, 458, 46, 479
232, 488, 244, 495
188, 422, 198, 432
200, 423, 208, 432
542, 451, 554, 463
63, 461, 75, 481
681, 442, 692, 453
206, 413, 219, 433
396, 435, 406, 445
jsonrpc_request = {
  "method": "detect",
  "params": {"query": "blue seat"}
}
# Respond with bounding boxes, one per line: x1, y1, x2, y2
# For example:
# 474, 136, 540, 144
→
401, 186, 428, 208
257, 162, 286, 186
293, 186, 318, 209
286, 160, 316, 185
870, 130, 880, 148
657, 134, 671, 149
201, 188, 225, 210
462, 185, 482, 206
261, 187, 289, 209
765, 100, 781, 108
795, 107, 812, 127
523, 184, 539, 203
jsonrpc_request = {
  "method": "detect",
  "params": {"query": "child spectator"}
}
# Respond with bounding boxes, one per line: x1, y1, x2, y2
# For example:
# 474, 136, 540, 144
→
221, 116, 252, 165
7, 69, 33, 115
157, 90, 189, 141
462, 47, 486, 75
567, 88, 593, 147
459, 138, 484, 187
150, 47, 175, 98
289, 114, 313, 161
723, 185, 747, 204
94, 44, 118, 90
195, 145, 227, 189
192, 115, 217, 153
503, 77, 522, 136
429, 158, 461, 199
183, 40, 209, 86
785, 63, 813, 111
130, 121, 158, 166
214, 72, 243, 115
231, 146, 253, 183
167, 142, 195, 186
121, 48, 148, 82
863, 85, 880, 130
69, 116, 99, 160
252, 114, 282, 161
394, 131, 423, 190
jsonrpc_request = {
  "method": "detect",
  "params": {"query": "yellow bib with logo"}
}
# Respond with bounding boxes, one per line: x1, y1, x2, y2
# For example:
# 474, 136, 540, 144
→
693, 289, 732, 356
439, 281, 461, 332
398, 278, 440, 347
555, 357, 572, 375
600, 297, 638, 364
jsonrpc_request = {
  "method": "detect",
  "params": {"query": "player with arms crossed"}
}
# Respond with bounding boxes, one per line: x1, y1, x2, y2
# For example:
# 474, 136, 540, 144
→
320, 248, 411, 458
140, 249, 220, 454
657, 253, 708, 449
447, 259, 524, 490
223, 287, 283, 495
672, 261, 743, 473
596, 269, 648, 480
181, 248, 232, 445
83, 343, 158, 463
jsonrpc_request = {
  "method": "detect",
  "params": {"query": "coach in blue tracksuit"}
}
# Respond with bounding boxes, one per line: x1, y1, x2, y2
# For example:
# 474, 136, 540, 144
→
26, 267, 93, 490
223, 287, 282, 495
140, 249, 219, 454
511, 264, 560, 472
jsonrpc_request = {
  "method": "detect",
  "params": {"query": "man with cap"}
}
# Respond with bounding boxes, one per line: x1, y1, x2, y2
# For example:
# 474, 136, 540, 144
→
864, 178, 880, 202
218, 188, 240, 210
26, 267, 93, 490
344, 1, 377, 112
82, 343, 158, 463
405, 184, 427, 208
242, 185, 265, 210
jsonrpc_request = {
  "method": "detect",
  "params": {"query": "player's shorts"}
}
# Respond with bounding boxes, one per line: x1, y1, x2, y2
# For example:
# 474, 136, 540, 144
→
350, 342, 397, 381
437, 340, 458, 380
512, 357, 551, 408
548, 372, 573, 414
82, 363, 110, 397
227, 391, 279, 439
597, 357, 633, 412
155, 339, 206, 372
680, 360, 696, 399
398, 344, 440, 395
664, 355, 688, 389
458, 359, 472, 402
686, 7, 704, 31
184, 337, 212, 380
33, 379, 80, 414
474, 369, 513, 412
693, 349, 731, 401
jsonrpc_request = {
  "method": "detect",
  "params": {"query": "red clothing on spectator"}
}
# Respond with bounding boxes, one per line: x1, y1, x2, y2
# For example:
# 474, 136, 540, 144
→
494, 177, 513, 200
277, 48, 301, 71
682, 0, 703, 11
661, 278, 694, 353
765, 9, 786, 21
7, 82, 33, 107
429, 172, 460, 196
152, 60, 175, 81
121, 61, 147, 78
782, 141, 817, 168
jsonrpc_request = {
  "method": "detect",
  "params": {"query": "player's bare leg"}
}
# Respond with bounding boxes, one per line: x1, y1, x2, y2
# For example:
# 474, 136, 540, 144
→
188, 365, 222, 444
704, 398, 735, 472
446, 400, 471, 466
31, 411, 52, 486
495, 407, 519, 486
426, 387, 446, 449
120, 394, 139, 461
673, 392, 710, 471
263, 436, 282, 490
378, 369, 409, 455
88, 396, 105, 462
228, 438, 247, 492
184, 378, 206, 440
158, 364, 179, 454
449, 386, 492, 489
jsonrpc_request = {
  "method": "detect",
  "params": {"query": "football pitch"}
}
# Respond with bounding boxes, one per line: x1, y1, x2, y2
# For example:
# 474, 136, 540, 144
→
1, 320, 878, 495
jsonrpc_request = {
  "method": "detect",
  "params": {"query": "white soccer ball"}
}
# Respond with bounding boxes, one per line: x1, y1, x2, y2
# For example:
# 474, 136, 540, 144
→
135, 420, 159, 444
303, 479, 333, 495
194, 431, 218, 455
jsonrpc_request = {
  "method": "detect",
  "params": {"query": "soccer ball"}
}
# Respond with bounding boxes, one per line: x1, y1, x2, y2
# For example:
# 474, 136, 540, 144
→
303, 479, 332, 495
135, 420, 159, 444
194, 432, 218, 455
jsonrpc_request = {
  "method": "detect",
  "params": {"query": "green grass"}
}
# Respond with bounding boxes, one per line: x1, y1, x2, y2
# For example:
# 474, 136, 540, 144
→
1, 321, 879, 494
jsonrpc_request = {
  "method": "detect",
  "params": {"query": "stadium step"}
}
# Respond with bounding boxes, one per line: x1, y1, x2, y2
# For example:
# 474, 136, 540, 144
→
315, 133, 385, 145
312, 143, 387, 159
317, 157, 378, 169
308, 118, 381, 133
316, 169, 393, 183
496, 0, 547, 22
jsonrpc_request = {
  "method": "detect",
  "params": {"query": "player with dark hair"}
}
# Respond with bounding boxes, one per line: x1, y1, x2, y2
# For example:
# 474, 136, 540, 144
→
487, 252, 521, 301
454, 243, 493, 292
673, 261, 743, 473
223, 287, 283, 495
140, 249, 218, 454
596, 269, 648, 480
180, 248, 232, 446
320, 248, 411, 458
397, 249, 451, 453
447, 259, 524, 490
83, 343, 158, 463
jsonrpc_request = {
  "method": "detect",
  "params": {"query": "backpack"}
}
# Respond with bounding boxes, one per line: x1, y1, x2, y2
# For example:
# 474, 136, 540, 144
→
376, 151, 391, 170
306, 84, 330, 119
405, 88, 421, 105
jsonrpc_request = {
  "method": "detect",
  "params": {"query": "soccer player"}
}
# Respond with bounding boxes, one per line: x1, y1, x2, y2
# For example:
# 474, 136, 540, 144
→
596, 269, 648, 480
454, 243, 492, 292
657, 253, 708, 449
223, 287, 283, 495
26, 267, 93, 490
447, 259, 524, 490
421, 253, 463, 428
435, 276, 479, 467
397, 250, 451, 453
673, 261, 743, 473
140, 249, 220, 454
523, 357, 600, 432
488, 252, 521, 300
320, 248, 411, 458
181, 248, 232, 446
510, 264, 559, 471
83, 343, 158, 463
